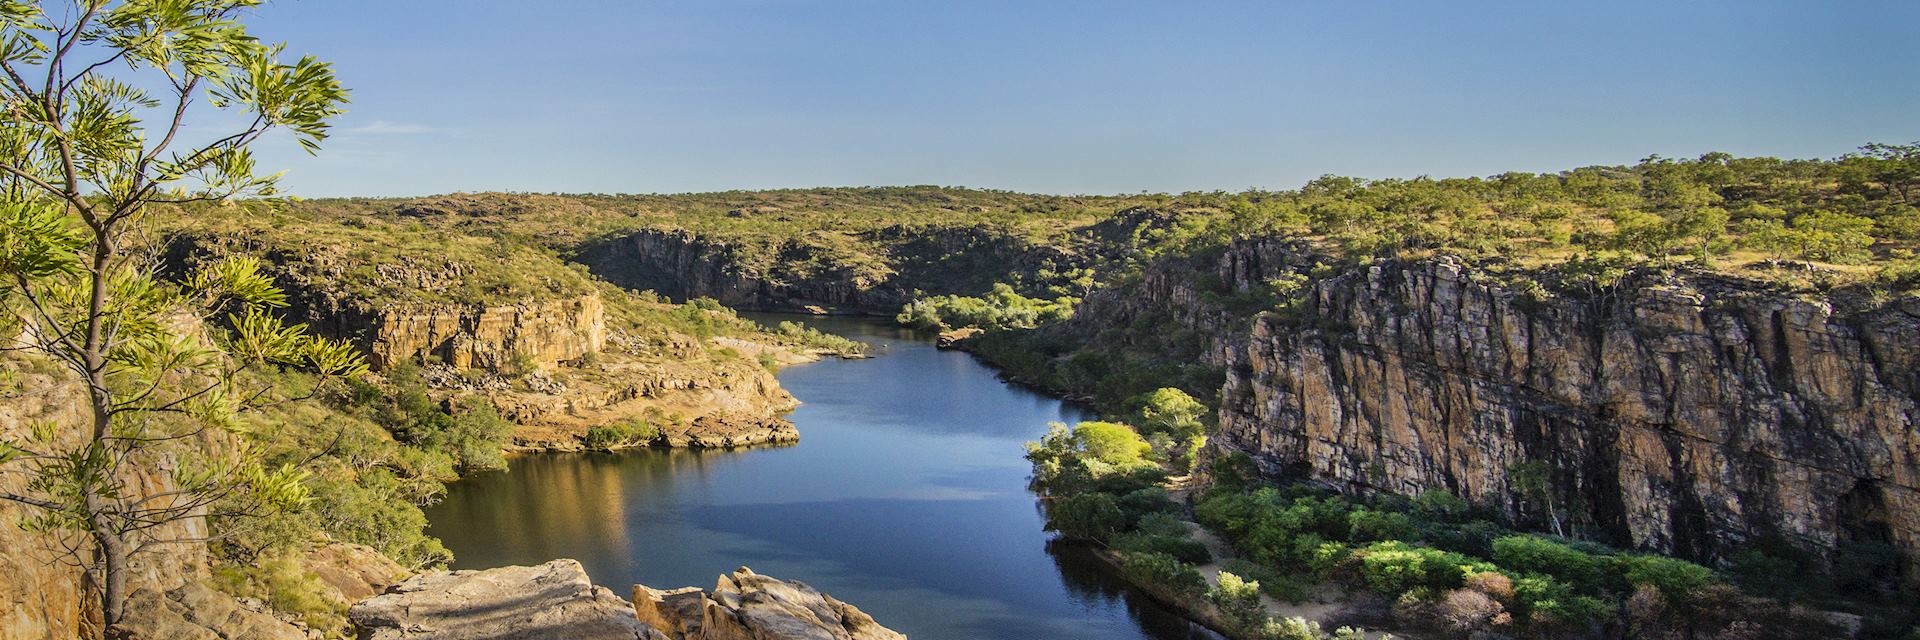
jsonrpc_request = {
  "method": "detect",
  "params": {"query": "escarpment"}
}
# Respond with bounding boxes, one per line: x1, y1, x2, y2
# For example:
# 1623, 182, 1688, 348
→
163, 232, 607, 373
159, 230, 807, 452
580, 225, 1066, 314
1146, 241, 1920, 572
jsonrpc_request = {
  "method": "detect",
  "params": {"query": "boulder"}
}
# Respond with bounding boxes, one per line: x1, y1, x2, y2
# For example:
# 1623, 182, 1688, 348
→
933, 327, 981, 349
633, 585, 707, 638
350, 559, 665, 640
650, 567, 903, 640
118, 582, 305, 640
306, 542, 406, 603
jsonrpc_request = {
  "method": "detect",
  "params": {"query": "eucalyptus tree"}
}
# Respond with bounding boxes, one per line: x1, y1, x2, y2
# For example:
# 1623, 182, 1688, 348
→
0, 0, 358, 632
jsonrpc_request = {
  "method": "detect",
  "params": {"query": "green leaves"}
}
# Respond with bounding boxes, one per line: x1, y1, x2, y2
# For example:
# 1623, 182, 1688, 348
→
223, 305, 305, 364
188, 254, 286, 308
301, 335, 367, 378
0, 200, 84, 280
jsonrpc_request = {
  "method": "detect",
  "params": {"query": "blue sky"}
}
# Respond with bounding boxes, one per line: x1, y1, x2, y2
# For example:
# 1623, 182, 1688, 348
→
238, 1, 1919, 197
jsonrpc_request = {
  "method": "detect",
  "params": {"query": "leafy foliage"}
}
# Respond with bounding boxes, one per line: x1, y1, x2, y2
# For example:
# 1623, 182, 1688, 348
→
896, 282, 1075, 331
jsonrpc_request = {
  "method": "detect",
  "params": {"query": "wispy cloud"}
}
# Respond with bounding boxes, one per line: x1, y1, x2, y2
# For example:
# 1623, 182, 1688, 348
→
344, 120, 443, 135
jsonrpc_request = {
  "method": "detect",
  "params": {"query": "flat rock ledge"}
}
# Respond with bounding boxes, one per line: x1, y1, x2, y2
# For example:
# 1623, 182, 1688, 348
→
349, 559, 666, 640
634, 567, 906, 640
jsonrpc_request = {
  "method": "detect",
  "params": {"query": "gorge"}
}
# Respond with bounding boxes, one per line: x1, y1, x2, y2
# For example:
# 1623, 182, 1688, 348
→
422, 316, 1221, 640
6, 159, 1920, 640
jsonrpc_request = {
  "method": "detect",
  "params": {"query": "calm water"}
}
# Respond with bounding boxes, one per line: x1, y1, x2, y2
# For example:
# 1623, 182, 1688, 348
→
425, 315, 1219, 640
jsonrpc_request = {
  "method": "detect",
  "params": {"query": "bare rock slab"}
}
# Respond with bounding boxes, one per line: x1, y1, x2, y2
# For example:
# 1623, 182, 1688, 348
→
634, 567, 904, 640
350, 559, 665, 640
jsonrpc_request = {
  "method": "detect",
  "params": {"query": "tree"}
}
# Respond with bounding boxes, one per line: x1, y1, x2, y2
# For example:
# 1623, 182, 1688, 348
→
1508, 460, 1564, 536
1133, 387, 1207, 469
0, 1, 351, 633
1789, 210, 1876, 264
1047, 491, 1125, 542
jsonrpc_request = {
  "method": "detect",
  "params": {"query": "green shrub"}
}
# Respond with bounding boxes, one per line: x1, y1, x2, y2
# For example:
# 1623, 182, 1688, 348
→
1511, 573, 1608, 628
1412, 489, 1471, 523
1257, 617, 1326, 640
1212, 571, 1267, 625
1025, 421, 1159, 495
1358, 541, 1472, 594
211, 554, 348, 634
1347, 508, 1415, 542
583, 417, 661, 450
895, 282, 1075, 330
1047, 492, 1127, 542
1221, 559, 1313, 603
1119, 551, 1207, 597
1617, 554, 1716, 602
1306, 540, 1354, 580
1492, 535, 1607, 595
1114, 530, 1211, 565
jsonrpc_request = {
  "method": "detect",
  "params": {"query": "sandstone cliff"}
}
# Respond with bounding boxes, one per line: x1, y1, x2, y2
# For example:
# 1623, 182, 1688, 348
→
0, 361, 210, 640
359, 294, 606, 371
580, 225, 1065, 314
1132, 241, 1920, 572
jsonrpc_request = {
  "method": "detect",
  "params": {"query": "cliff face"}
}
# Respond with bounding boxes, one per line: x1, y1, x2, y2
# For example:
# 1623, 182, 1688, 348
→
581, 226, 1066, 314
582, 229, 898, 312
358, 294, 607, 371
1195, 242, 1919, 570
0, 365, 234, 640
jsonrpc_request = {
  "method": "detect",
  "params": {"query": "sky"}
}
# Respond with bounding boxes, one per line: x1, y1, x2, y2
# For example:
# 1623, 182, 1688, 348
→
230, 0, 1920, 198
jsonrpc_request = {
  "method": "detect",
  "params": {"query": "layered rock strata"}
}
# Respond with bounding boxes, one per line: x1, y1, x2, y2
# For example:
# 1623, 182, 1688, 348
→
348, 560, 665, 640
1191, 243, 1919, 570
631, 567, 905, 640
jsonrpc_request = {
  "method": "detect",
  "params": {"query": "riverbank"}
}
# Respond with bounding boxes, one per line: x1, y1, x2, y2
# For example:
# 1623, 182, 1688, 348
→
424, 315, 1215, 640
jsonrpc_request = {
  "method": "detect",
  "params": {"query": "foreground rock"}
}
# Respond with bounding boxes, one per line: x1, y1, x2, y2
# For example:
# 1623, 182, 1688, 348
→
349, 559, 665, 640
633, 567, 905, 640
120, 582, 306, 640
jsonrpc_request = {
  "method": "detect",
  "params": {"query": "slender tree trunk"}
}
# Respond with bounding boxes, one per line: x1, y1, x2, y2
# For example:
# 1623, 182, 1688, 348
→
90, 503, 127, 629
83, 230, 126, 635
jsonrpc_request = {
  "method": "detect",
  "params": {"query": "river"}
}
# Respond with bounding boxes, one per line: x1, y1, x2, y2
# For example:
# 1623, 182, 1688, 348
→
425, 315, 1219, 640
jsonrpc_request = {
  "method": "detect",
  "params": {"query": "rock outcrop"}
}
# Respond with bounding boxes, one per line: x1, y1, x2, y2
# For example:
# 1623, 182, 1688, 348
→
631, 567, 905, 640
349, 560, 665, 640
118, 582, 306, 640
579, 225, 1063, 314
0, 363, 214, 640
1178, 241, 1920, 571
581, 228, 895, 313
358, 294, 607, 372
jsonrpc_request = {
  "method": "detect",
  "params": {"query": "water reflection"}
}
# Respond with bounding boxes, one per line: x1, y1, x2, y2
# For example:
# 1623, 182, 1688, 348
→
426, 315, 1220, 640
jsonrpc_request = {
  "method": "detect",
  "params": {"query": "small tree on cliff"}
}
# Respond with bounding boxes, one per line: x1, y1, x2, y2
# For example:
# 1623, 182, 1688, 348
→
0, 1, 356, 634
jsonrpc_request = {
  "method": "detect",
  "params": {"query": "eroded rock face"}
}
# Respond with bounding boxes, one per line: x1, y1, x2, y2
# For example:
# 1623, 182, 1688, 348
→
360, 294, 607, 372
632, 567, 905, 640
119, 582, 305, 640
349, 560, 664, 640
579, 226, 1062, 314
0, 366, 212, 640
1200, 244, 1920, 570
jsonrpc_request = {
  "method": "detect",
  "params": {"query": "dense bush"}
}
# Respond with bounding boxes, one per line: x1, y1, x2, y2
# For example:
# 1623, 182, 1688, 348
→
1492, 535, 1609, 595
1025, 420, 1162, 495
1118, 551, 1207, 597
1114, 530, 1211, 565
366, 363, 513, 472
1186, 479, 1801, 638
1211, 571, 1267, 625
768, 320, 868, 356
1356, 541, 1476, 594
583, 417, 661, 450
896, 282, 1075, 331
1047, 492, 1127, 542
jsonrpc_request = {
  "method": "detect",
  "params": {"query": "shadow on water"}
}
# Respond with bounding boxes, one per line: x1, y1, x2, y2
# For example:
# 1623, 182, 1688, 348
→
425, 313, 1220, 640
